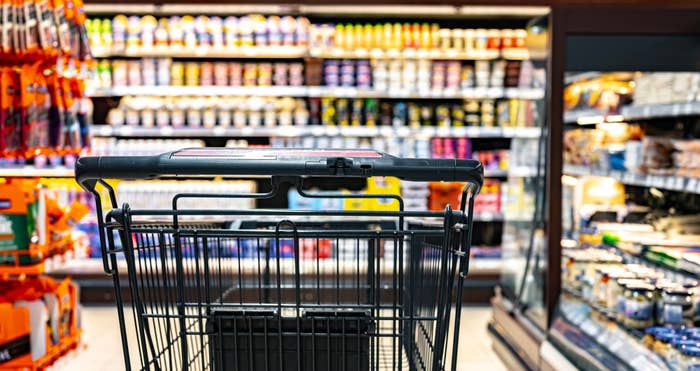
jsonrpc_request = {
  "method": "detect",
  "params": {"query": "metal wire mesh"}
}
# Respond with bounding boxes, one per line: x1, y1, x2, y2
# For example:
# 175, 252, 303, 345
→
92, 177, 475, 371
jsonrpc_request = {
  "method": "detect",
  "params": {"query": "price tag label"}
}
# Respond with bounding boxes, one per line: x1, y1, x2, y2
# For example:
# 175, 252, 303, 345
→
99, 126, 112, 136
466, 127, 480, 137
241, 127, 254, 136
355, 48, 368, 57
311, 126, 325, 136
370, 49, 383, 58
488, 87, 503, 98
642, 106, 652, 117
396, 127, 410, 137
481, 127, 502, 137
452, 127, 467, 137
436, 126, 450, 137
686, 178, 697, 193
421, 127, 435, 137
665, 176, 675, 190
474, 87, 487, 98
119, 126, 133, 136
161, 126, 174, 136
387, 49, 400, 58
675, 176, 684, 190
326, 126, 340, 136
379, 126, 393, 136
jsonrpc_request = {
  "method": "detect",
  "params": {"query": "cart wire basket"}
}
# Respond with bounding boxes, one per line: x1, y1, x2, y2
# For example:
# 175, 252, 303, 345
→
76, 148, 483, 371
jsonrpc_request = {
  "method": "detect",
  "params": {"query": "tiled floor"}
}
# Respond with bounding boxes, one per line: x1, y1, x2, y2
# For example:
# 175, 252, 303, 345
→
52, 305, 506, 370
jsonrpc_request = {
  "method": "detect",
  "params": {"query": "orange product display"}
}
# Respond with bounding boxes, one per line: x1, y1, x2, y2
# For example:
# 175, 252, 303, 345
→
0, 276, 81, 371
0, 178, 88, 271
0, 0, 92, 166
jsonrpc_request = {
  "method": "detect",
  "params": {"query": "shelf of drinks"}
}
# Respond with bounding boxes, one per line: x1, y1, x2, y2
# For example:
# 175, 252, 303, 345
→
92, 125, 542, 139
46, 255, 502, 276
0, 166, 75, 178
90, 46, 532, 61
564, 101, 700, 124
87, 86, 546, 100
550, 294, 669, 371
563, 164, 700, 195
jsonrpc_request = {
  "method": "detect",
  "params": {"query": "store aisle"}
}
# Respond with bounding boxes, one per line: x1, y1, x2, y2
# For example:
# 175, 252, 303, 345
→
56, 305, 506, 370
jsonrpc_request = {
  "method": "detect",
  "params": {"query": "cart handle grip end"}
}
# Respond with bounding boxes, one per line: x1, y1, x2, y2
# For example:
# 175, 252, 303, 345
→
75, 149, 483, 194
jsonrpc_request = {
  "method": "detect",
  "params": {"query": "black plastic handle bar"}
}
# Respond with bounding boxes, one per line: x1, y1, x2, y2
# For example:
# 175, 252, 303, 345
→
75, 148, 483, 193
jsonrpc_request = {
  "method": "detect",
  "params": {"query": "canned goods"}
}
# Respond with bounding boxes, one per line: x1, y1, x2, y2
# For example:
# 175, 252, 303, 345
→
141, 58, 157, 86
324, 60, 340, 87
185, 62, 200, 86
200, 62, 214, 86
289, 63, 304, 86
157, 58, 171, 86
170, 62, 184, 86
356, 60, 371, 88
229, 63, 242, 86
214, 62, 229, 86
127, 60, 142, 86
257, 63, 272, 86
273, 63, 289, 86
243, 63, 257, 86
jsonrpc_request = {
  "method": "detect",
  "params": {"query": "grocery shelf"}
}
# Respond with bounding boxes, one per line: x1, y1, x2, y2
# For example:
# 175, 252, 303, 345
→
92, 124, 542, 139
87, 85, 546, 100
621, 101, 700, 120
563, 101, 700, 124
91, 45, 307, 59
91, 46, 531, 61
0, 166, 75, 177
563, 108, 613, 124
309, 47, 501, 60
563, 164, 700, 194
550, 294, 668, 371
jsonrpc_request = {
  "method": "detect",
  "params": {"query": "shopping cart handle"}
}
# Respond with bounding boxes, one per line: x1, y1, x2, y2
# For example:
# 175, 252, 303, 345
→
76, 148, 483, 192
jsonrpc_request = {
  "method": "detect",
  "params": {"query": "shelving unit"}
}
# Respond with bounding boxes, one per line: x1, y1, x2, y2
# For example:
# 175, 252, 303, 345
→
90, 46, 531, 61
87, 86, 545, 100
92, 125, 542, 139
563, 164, 700, 194
564, 101, 700, 124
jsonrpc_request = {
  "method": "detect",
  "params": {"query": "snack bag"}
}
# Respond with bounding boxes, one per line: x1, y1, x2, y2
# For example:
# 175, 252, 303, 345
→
51, 0, 70, 54
60, 74, 80, 163
13, 0, 26, 54
22, 0, 38, 53
19, 64, 36, 162
71, 0, 89, 58
1, 0, 15, 53
1, 68, 22, 163
46, 70, 64, 163
34, 0, 55, 52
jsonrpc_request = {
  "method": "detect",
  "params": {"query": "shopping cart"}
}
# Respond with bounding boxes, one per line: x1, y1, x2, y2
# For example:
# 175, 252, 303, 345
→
76, 148, 483, 371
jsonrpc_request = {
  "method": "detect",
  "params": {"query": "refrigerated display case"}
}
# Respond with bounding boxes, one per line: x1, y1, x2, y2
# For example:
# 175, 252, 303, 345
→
489, 6, 700, 371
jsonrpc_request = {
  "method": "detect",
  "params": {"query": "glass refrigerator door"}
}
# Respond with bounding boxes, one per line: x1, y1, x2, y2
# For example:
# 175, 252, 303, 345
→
549, 21, 700, 370
498, 15, 549, 330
